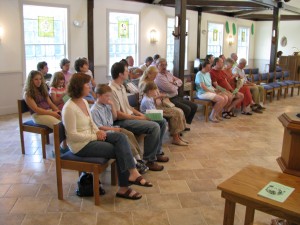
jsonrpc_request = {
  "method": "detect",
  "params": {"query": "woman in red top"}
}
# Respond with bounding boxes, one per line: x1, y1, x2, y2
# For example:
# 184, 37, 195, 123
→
223, 58, 253, 115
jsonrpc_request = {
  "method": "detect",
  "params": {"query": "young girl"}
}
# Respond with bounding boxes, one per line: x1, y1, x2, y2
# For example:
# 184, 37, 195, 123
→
23, 70, 61, 129
140, 82, 188, 146
49, 72, 66, 110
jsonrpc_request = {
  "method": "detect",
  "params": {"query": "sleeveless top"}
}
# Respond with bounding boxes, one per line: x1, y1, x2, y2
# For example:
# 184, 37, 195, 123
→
29, 91, 51, 114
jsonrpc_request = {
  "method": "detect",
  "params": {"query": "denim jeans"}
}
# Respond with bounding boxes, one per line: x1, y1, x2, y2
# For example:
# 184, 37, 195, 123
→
114, 119, 167, 162
170, 96, 198, 124
75, 132, 135, 187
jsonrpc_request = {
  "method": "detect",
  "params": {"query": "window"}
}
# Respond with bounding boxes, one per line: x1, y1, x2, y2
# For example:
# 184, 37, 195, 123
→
108, 12, 139, 74
166, 18, 188, 72
207, 22, 224, 57
23, 5, 68, 76
237, 27, 250, 63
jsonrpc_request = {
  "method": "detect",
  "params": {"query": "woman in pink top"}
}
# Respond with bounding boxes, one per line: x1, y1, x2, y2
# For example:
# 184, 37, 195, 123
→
49, 71, 66, 110
60, 58, 73, 85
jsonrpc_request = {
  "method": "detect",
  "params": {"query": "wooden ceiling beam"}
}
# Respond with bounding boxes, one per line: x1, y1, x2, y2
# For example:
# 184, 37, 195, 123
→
238, 14, 300, 21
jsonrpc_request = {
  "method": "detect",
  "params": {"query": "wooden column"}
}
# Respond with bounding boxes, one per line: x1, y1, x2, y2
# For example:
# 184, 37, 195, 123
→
197, 11, 202, 59
269, 6, 279, 72
87, 0, 94, 75
173, 0, 186, 97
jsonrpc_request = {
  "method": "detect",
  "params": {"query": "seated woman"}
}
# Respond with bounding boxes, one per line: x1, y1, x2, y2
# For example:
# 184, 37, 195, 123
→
62, 72, 152, 200
49, 71, 66, 110
139, 66, 188, 146
195, 61, 227, 122
24, 70, 61, 129
223, 58, 254, 115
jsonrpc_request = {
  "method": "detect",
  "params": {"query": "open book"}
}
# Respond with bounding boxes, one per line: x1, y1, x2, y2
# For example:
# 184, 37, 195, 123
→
257, 181, 295, 203
145, 109, 163, 121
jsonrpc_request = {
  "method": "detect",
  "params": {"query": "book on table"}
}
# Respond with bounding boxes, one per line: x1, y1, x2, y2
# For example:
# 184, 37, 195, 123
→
257, 181, 295, 203
145, 109, 163, 121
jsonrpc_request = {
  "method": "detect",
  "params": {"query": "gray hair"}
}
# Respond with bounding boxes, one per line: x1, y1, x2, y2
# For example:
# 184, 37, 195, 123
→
239, 58, 247, 65
156, 57, 167, 65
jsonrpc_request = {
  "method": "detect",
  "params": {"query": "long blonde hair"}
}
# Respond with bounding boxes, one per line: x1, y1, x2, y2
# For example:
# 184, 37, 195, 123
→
139, 66, 158, 88
24, 70, 48, 100
50, 71, 65, 88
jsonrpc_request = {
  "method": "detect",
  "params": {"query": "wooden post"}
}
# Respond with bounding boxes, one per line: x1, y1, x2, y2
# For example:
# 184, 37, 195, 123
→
173, 0, 186, 97
269, 6, 279, 72
87, 0, 94, 75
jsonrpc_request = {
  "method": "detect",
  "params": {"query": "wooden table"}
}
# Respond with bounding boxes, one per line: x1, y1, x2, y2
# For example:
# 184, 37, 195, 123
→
217, 165, 300, 225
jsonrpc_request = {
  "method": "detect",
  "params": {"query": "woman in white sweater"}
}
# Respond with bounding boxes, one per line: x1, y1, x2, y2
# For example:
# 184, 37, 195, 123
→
62, 73, 152, 200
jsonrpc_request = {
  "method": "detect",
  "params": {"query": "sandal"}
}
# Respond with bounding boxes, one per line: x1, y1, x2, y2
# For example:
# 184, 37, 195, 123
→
241, 111, 252, 116
129, 176, 153, 187
222, 112, 231, 119
209, 117, 219, 123
227, 111, 237, 117
116, 188, 142, 200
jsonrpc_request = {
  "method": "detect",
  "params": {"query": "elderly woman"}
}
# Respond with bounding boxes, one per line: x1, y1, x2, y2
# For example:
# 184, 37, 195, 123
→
223, 58, 254, 115
139, 66, 188, 146
62, 73, 152, 200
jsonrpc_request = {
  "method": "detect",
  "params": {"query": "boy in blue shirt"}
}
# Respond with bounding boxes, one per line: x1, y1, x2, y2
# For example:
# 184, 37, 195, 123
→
91, 84, 148, 174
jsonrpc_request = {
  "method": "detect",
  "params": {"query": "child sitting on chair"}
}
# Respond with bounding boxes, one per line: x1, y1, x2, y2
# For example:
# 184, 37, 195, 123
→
90, 84, 149, 174
49, 71, 66, 110
140, 82, 188, 146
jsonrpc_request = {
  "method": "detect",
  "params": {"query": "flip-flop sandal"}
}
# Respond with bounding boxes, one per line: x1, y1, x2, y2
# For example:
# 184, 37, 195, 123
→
116, 188, 142, 200
228, 111, 237, 117
222, 112, 231, 119
129, 176, 153, 187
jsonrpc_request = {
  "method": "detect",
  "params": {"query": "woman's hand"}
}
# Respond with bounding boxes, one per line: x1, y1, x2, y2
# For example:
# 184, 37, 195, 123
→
51, 111, 61, 119
96, 130, 107, 141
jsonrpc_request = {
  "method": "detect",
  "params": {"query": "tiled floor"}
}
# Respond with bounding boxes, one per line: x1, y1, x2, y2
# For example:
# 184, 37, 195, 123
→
0, 94, 299, 225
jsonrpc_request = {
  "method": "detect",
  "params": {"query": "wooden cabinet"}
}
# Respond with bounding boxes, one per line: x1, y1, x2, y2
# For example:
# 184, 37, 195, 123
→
279, 55, 300, 81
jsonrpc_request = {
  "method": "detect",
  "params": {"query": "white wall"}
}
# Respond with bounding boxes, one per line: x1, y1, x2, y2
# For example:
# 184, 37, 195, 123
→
254, 20, 300, 72
200, 12, 256, 66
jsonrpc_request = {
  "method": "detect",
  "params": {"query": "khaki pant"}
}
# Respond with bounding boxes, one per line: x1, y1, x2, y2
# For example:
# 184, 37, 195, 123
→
120, 128, 141, 157
32, 113, 60, 129
249, 85, 264, 104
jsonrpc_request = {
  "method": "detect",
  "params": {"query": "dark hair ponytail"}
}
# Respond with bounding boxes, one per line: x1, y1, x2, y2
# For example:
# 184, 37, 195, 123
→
199, 60, 211, 71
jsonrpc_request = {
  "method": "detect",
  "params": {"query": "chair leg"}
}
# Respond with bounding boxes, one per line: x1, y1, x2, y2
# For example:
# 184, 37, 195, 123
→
93, 166, 100, 206
56, 164, 64, 200
20, 130, 25, 155
204, 105, 208, 122
41, 134, 47, 159
111, 161, 118, 186
291, 87, 294, 97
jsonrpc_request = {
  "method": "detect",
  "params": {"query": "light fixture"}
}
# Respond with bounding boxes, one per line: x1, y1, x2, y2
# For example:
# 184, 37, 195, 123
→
149, 29, 158, 44
73, 20, 85, 28
0, 26, 3, 44
228, 34, 234, 46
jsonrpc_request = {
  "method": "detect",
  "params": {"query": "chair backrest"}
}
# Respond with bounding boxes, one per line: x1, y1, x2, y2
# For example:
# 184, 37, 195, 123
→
275, 71, 283, 80
268, 72, 275, 82
251, 68, 259, 74
252, 74, 260, 84
260, 73, 269, 82
283, 71, 290, 79
18, 99, 30, 114
244, 68, 251, 75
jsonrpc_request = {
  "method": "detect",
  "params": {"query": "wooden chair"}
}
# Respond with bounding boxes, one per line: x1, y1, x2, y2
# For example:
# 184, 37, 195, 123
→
53, 122, 117, 205
267, 72, 281, 100
259, 73, 274, 104
274, 71, 289, 98
18, 99, 52, 159
189, 74, 213, 122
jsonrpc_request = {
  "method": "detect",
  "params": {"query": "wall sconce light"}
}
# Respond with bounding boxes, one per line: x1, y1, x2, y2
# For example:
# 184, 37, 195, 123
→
228, 34, 234, 46
73, 20, 85, 28
0, 26, 4, 44
149, 29, 158, 44
172, 15, 188, 39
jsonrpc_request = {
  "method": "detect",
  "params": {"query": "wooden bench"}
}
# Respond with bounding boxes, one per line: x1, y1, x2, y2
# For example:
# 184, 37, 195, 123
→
217, 165, 300, 225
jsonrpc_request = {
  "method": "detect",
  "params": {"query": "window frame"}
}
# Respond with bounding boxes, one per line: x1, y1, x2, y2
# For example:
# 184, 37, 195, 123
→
106, 10, 140, 76
21, 3, 70, 78
237, 26, 250, 64
206, 21, 224, 57
166, 17, 189, 72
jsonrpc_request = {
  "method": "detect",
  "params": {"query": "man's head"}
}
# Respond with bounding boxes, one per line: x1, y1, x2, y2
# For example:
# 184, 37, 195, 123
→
212, 57, 224, 70
238, 58, 247, 69
74, 57, 89, 73
205, 54, 214, 64
37, 61, 48, 75
156, 58, 168, 74
145, 56, 154, 66
231, 53, 238, 62
95, 84, 112, 104
126, 56, 134, 67
111, 62, 128, 81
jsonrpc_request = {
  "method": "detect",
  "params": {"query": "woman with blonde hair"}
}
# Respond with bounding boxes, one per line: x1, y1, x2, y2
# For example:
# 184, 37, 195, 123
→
139, 66, 188, 146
